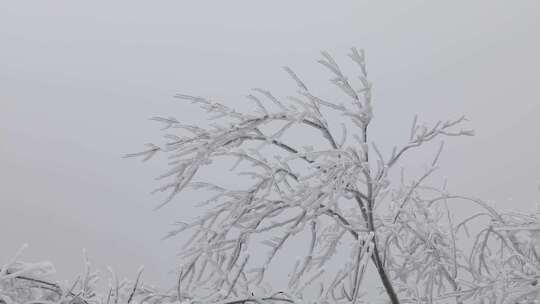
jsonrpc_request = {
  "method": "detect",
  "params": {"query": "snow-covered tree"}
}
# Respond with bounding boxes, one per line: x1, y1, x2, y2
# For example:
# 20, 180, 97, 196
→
3, 48, 540, 304
122, 48, 540, 303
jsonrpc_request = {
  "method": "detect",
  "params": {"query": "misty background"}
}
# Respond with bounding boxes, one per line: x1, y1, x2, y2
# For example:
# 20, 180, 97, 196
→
1, 0, 539, 291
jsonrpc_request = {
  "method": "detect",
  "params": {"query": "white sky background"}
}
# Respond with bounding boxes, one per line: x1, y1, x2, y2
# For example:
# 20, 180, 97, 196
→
1, 0, 540, 295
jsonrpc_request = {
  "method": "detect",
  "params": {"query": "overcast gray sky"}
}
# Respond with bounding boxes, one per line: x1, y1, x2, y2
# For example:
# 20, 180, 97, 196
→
1, 0, 539, 292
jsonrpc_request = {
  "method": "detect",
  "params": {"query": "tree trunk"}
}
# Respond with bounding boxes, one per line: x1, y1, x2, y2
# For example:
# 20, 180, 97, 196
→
371, 238, 400, 304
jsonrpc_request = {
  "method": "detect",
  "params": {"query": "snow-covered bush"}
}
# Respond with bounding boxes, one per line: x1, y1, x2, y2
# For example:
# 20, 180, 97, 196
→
3, 48, 539, 304
0, 246, 176, 304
